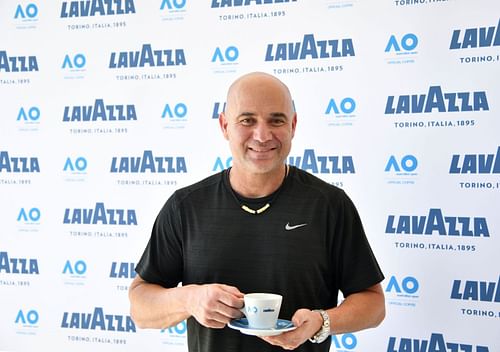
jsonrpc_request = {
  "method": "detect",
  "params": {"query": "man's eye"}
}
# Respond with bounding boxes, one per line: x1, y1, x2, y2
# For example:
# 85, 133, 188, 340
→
240, 118, 254, 125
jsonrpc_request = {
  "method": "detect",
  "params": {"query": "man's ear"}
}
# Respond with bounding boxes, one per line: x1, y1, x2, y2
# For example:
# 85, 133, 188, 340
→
291, 113, 297, 138
219, 112, 229, 140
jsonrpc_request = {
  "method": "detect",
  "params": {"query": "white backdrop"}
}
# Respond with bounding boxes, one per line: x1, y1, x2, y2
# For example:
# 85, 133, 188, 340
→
1, 1, 499, 351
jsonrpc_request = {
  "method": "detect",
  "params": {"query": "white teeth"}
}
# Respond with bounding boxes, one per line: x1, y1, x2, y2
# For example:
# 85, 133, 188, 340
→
249, 147, 275, 152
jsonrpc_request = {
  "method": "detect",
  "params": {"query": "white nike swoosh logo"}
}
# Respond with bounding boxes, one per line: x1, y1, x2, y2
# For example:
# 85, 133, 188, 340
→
285, 222, 308, 231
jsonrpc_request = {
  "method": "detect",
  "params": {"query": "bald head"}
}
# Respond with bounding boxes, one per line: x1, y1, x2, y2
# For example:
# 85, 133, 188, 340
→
225, 72, 294, 117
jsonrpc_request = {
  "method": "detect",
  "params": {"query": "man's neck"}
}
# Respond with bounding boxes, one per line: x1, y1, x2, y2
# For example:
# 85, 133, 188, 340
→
228, 164, 288, 198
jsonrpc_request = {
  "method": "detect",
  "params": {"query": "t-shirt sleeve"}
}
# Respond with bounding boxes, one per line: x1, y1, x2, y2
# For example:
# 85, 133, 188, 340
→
333, 190, 384, 297
135, 193, 184, 288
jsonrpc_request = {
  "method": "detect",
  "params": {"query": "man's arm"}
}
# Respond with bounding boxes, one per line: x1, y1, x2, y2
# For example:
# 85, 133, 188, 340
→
261, 283, 385, 350
128, 275, 244, 329
327, 282, 386, 334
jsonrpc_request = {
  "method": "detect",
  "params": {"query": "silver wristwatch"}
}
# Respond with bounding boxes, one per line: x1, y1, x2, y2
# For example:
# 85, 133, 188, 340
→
308, 309, 330, 344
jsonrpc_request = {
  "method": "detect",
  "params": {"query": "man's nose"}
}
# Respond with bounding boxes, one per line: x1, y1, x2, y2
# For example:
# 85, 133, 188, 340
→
252, 123, 272, 142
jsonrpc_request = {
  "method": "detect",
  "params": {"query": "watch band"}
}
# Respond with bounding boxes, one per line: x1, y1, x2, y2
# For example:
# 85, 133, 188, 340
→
308, 309, 330, 344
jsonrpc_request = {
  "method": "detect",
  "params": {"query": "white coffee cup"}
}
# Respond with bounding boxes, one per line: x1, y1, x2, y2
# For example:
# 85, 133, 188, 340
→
241, 293, 282, 329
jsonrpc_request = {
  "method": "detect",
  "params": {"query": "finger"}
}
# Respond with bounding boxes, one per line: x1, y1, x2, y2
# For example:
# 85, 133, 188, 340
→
201, 305, 239, 326
261, 333, 299, 351
201, 317, 227, 329
219, 284, 244, 298
212, 300, 244, 320
216, 285, 244, 310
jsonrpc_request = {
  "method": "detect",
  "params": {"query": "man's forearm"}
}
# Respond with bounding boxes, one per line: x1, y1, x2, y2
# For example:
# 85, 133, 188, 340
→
326, 284, 386, 335
129, 277, 194, 329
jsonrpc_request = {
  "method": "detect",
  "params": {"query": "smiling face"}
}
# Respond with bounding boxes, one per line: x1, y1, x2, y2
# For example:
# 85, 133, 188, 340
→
219, 73, 297, 177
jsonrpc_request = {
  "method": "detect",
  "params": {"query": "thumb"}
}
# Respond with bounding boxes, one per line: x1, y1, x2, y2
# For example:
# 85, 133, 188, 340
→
291, 309, 311, 327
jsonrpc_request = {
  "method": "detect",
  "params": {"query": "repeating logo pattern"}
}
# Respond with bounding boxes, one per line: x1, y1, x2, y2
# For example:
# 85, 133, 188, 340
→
1, 2, 498, 352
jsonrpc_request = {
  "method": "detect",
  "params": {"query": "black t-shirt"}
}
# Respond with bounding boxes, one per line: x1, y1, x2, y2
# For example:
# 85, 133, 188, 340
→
136, 166, 384, 352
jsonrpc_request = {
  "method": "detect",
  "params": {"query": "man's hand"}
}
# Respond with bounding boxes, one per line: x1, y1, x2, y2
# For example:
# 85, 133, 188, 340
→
260, 309, 323, 350
187, 284, 244, 328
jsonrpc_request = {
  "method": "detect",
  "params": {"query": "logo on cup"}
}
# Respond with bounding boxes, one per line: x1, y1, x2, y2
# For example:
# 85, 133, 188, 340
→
241, 293, 282, 329
247, 306, 258, 314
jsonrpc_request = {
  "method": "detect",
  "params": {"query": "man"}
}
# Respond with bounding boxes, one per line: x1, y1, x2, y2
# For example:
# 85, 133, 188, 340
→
129, 72, 385, 351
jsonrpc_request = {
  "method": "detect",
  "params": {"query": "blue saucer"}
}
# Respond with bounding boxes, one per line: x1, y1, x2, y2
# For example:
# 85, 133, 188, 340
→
228, 318, 296, 336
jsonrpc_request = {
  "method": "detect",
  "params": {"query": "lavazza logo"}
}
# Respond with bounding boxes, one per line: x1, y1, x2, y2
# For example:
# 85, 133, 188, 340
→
60, 0, 136, 31
211, 101, 226, 119
62, 306, 134, 346
63, 98, 136, 135
387, 333, 490, 352
450, 275, 500, 320
288, 149, 355, 174
63, 202, 136, 240
394, 0, 451, 7
449, 146, 500, 191
264, 33, 352, 76
288, 149, 353, 189
385, 85, 489, 129
450, 17, 500, 65
109, 150, 186, 187
210, 0, 296, 22
109, 261, 136, 293
109, 43, 185, 81
0, 50, 38, 86
0, 251, 39, 288
386, 208, 490, 253
0, 151, 40, 186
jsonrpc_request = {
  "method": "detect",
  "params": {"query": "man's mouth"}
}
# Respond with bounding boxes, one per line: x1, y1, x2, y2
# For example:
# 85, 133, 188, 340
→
248, 147, 276, 152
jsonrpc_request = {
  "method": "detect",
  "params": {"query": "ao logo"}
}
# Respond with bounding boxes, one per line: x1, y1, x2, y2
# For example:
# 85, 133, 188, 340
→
385, 33, 418, 52
212, 46, 239, 63
162, 103, 187, 119
62, 54, 86, 69
162, 321, 187, 336
15, 309, 39, 325
17, 208, 41, 222
14, 4, 38, 19
160, 0, 186, 9
385, 155, 417, 172
63, 157, 87, 172
62, 260, 87, 275
212, 157, 232, 171
386, 276, 419, 294
17, 107, 40, 121
325, 98, 356, 115
168, 320, 187, 335
332, 333, 357, 350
